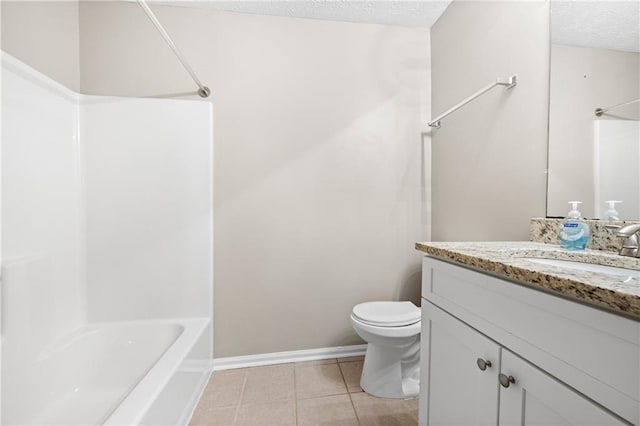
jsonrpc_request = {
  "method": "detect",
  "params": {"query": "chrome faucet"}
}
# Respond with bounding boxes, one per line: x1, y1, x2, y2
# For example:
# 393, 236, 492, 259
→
615, 224, 640, 257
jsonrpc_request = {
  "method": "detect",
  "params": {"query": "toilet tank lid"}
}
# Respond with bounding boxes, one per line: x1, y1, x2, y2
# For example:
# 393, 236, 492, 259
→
352, 301, 420, 327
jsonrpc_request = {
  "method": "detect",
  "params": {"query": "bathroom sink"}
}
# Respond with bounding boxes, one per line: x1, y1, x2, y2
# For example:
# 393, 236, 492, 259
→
521, 257, 640, 278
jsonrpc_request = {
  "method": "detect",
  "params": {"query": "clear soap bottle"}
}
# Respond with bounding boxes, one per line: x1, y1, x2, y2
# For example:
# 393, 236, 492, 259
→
558, 201, 590, 250
605, 200, 622, 221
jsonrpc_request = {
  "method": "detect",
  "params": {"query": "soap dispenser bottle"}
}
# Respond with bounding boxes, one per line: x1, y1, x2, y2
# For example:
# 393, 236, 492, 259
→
558, 201, 590, 250
605, 200, 622, 221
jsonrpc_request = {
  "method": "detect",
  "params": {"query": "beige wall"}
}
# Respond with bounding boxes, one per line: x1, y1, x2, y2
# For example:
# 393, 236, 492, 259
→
78, 3, 431, 357
1, 1, 80, 91
547, 44, 640, 219
430, 0, 549, 241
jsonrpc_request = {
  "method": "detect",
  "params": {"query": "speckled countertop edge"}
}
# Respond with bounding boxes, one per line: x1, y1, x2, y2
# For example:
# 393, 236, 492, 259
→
415, 241, 640, 320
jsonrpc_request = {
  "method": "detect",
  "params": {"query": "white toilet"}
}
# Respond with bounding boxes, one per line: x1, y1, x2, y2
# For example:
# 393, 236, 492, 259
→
350, 301, 421, 399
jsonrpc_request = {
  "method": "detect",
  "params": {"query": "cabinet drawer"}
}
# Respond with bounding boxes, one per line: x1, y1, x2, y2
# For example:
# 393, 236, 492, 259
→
422, 256, 640, 425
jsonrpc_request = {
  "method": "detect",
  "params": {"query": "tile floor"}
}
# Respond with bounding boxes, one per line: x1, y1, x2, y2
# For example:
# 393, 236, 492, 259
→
189, 356, 419, 426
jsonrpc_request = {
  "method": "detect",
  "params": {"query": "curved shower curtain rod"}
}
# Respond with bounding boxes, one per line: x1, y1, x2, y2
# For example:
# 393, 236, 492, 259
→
595, 98, 640, 117
136, 0, 210, 98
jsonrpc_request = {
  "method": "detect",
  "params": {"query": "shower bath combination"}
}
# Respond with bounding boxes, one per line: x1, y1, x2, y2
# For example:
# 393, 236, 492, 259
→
1, 53, 214, 425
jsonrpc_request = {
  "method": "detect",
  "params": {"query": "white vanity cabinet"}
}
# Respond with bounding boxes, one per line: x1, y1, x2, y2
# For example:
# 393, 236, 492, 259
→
499, 350, 627, 426
419, 256, 639, 426
422, 304, 500, 425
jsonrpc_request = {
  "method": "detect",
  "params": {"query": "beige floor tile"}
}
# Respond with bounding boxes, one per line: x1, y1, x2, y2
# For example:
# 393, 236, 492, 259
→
294, 358, 337, 368
241, 364, 295, 405
295, 363, 348, 399
338, 361, 364, 393
189, 406, 237, 426
235, 400, 295, 426
338, 356, 365, 363
198, 370, 247, 408
351, 392, 419, 426
297, 394, 359, 426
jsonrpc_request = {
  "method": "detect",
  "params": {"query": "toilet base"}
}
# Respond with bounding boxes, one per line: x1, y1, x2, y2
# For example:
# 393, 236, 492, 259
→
360, 336, 420, 399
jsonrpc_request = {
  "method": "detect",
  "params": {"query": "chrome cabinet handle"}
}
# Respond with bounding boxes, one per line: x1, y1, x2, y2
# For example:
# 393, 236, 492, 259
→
476, 358, 492, 371
499, 373, 516, 388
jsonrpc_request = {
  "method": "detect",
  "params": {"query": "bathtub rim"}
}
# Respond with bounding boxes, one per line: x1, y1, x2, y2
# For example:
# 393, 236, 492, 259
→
102, 317, 211, 426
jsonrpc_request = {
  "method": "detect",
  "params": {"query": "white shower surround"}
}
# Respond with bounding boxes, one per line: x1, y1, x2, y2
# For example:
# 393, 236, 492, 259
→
1, 53, 213, 425
593, 120, 640, 219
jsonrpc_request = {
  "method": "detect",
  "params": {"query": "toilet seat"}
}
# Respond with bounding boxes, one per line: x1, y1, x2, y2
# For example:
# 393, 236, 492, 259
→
352, 301, 420, 327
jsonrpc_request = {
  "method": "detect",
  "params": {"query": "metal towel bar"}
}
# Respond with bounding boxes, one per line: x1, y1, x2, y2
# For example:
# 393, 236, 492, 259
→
428, 75, 517, 128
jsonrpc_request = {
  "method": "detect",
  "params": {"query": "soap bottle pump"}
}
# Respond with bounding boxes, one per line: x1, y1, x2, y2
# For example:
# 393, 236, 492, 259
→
605, 200, 622, 221
558, 201, 590, 250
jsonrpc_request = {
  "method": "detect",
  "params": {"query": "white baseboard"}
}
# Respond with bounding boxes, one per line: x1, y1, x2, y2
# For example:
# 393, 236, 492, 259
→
212, 344, 367, 371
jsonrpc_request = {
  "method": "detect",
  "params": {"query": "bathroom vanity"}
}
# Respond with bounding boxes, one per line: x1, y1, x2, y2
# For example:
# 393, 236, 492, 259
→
415, 241, 639, 426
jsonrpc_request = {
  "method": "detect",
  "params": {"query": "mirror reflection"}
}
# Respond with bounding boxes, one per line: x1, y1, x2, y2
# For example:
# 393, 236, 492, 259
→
547, 1, 640, 220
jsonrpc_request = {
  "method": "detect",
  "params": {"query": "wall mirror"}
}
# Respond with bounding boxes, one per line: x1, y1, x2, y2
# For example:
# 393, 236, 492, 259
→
546, 1, 640, 220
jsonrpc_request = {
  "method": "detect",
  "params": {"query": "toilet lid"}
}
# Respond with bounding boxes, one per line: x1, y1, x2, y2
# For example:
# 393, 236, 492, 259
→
352, 301, 420, 327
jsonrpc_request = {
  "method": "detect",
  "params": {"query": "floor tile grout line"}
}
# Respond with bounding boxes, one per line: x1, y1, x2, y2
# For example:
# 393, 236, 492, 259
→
293, 361, 301, 425
348, 393, 362, 426
296, 389, 352, 401
232, 369, 249, 425
337, 359, 362, 426
294, 359, 351, 401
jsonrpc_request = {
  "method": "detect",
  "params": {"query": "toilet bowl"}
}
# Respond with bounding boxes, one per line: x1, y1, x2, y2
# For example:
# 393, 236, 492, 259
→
351, 301, 420, 399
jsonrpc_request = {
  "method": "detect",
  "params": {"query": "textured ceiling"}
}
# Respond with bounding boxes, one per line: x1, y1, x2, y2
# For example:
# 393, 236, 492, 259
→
148, 1, 639, 52
551, 1, 640, 52
150, 0, 452, 28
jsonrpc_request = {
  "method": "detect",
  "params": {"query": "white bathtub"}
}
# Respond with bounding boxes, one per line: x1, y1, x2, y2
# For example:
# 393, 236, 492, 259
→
3, 318, 211, 425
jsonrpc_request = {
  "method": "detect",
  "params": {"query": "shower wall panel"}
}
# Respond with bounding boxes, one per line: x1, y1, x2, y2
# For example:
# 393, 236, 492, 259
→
81, 98, 213, 322
1, 55, 85, 351
1, 54, 86, 423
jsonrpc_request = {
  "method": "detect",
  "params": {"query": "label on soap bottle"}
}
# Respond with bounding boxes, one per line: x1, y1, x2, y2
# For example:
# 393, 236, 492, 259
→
560, 222, 585, 241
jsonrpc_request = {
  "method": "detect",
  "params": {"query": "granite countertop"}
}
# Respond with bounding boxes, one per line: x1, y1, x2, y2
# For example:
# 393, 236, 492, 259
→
415, 241, 640, 320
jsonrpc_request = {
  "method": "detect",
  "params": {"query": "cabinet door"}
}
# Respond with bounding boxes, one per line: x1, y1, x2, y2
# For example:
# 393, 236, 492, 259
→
499, 350, 630, 426
420, 301, 501, 426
